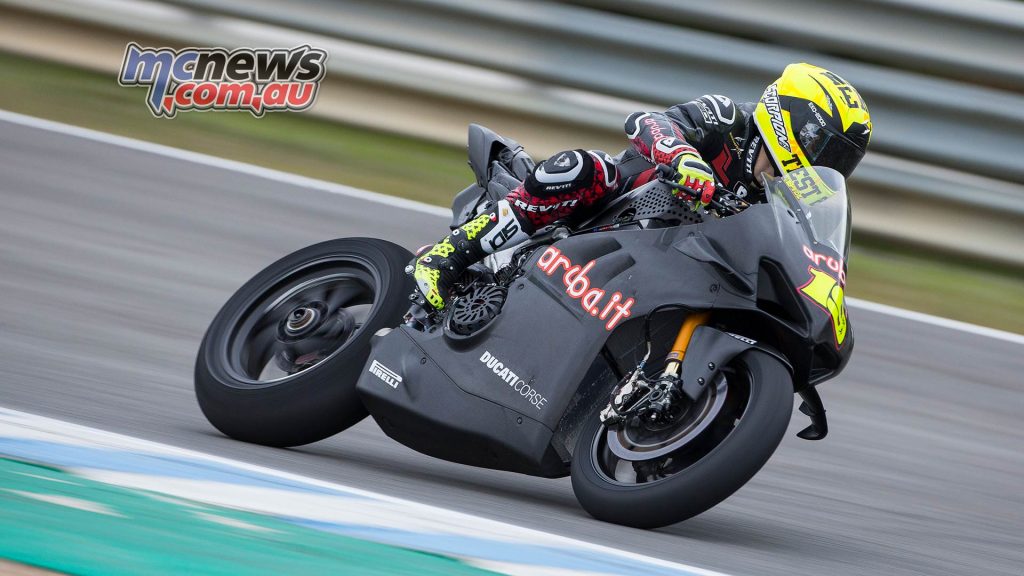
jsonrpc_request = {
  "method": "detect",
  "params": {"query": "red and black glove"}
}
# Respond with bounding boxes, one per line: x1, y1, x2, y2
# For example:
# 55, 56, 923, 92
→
671, 150, 716, 207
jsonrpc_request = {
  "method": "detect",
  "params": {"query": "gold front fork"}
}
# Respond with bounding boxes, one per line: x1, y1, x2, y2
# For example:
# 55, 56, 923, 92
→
661, 311, 711, 377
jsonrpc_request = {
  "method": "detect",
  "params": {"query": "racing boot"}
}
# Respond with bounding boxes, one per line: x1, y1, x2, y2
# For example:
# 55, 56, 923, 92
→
412, 199, 529, 310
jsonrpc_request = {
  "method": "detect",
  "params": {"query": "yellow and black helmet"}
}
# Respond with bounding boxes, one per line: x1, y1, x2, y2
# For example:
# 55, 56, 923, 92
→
753, 63, 872, 178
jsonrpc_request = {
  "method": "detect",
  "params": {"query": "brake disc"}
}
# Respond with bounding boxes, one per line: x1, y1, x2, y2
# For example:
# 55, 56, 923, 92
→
606, 374, 728, 461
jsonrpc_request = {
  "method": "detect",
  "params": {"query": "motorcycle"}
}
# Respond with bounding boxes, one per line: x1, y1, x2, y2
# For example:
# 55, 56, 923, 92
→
195, 125, 852, 528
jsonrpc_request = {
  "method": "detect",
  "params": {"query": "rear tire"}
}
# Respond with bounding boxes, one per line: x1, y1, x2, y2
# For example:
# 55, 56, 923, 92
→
570, 350, 792, 528
195, 238, 414, 447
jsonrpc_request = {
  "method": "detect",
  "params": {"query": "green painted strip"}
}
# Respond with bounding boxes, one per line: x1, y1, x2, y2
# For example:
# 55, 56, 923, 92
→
0, 458, 498, 576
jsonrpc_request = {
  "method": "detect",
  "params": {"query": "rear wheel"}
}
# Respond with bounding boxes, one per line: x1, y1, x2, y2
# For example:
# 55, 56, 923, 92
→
571, 350, 792, 528
195, 238, 414, 447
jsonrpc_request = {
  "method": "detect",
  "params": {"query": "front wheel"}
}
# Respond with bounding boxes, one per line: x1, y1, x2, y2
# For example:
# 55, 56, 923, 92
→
571, 350, 793, 528
195, 238, 414, 447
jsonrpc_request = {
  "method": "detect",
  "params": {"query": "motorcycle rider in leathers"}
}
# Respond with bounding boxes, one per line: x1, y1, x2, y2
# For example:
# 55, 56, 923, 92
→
413, 63, 873, 311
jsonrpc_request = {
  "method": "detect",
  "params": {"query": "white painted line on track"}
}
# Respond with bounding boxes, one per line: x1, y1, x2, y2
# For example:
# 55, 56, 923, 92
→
1, 108, 1020, 344
0, 407, 729, 576
847, 297, 1024, 345
0, 109, 450, 219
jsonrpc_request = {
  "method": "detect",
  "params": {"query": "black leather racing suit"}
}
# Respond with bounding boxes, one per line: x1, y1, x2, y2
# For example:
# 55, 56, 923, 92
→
413, 94, 763, 310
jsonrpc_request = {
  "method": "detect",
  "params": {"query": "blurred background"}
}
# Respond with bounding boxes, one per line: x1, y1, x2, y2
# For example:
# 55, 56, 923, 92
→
0, 0, 1021, 331
1, 3, 1023, 575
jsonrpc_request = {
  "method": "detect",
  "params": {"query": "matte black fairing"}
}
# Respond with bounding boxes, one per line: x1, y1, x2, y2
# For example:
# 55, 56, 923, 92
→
452, 124, 535, 228
357, 174, 853, 477
357, 226, 721, 476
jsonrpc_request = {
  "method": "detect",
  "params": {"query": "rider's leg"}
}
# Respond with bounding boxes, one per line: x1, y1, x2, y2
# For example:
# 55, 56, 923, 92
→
414, 149, 618, 310
413, 198, 529, 309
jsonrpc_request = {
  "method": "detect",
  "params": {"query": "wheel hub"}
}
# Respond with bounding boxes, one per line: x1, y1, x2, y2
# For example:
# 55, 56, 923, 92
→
273, 299, 359, 374
285, 306, 319, 335
227, 259, 378, 384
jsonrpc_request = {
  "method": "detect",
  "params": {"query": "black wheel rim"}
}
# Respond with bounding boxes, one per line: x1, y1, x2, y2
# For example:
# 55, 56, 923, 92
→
223, 256, 379, 385
591, 366, 753, 486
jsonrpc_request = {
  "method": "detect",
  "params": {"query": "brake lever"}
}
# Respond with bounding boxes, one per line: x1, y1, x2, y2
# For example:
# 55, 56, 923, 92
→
660, 180, 702, 201
656, 164, 746, 215
655, 162, 714, 200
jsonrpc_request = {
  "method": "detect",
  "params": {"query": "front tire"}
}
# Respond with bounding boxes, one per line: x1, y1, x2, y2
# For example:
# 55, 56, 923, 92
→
195, 238, 414, 447
571, 350, 793, 528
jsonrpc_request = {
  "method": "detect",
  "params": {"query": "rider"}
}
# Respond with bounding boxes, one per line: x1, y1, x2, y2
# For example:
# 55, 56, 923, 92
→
413, 63, 872, 311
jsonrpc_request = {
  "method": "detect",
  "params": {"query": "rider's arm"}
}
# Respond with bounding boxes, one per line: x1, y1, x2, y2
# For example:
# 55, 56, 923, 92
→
624, 111, 700, 166
624, 108, 716, 202
665, 95, 742, 145
626, 95, 741, 162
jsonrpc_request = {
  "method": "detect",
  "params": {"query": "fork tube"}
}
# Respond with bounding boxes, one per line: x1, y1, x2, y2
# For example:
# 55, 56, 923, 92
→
661, 311, 711, 377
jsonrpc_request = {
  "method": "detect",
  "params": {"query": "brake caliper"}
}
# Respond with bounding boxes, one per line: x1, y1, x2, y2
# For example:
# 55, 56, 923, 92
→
599, 374, 644, 425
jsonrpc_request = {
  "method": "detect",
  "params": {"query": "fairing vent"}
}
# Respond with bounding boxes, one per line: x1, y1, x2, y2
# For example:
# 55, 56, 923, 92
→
756, 259, 808, 331
808, 343, 840, 385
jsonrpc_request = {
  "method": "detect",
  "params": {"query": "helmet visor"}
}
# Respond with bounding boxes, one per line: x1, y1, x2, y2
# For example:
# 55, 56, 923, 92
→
796, 120, 865, 178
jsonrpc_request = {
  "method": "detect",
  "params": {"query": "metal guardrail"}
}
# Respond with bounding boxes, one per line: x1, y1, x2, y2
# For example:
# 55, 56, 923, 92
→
159, 0, 1024, 188
2, 0, 1022, 265
566, 0, 1024, 93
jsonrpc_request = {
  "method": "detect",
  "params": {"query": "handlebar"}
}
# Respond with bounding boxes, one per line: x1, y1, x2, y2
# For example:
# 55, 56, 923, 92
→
654, 163, 747, 215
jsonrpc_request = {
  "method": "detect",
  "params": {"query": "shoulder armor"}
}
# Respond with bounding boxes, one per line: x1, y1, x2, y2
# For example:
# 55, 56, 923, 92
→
691, 94, 738, 128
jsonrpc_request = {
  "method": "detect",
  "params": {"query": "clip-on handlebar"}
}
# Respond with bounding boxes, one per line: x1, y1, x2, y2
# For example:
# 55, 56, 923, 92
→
654, 163, 748, 215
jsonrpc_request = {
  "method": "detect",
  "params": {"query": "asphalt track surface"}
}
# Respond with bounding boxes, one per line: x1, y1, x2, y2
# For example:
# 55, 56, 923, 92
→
1, 115, 1022, 576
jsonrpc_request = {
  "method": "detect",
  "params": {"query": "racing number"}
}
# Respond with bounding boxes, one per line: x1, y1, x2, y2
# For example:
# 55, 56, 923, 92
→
799, 267, 848, 348
822, 71, 861, 109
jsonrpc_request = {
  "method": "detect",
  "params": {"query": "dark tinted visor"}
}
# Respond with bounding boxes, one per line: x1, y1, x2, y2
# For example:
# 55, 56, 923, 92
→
795, 116, 866, 178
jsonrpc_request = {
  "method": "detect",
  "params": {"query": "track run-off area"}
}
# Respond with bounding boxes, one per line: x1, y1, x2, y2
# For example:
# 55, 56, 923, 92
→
0, 110, 1021, 576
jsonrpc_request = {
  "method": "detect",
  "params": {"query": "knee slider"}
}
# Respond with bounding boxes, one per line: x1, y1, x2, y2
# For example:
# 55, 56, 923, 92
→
524, 149, 594, 197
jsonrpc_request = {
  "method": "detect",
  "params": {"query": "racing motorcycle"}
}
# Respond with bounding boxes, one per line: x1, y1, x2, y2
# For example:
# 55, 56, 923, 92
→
195, 125, 852, 528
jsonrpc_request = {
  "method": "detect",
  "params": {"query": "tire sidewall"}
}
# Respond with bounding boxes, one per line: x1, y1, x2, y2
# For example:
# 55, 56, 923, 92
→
194, 238, 414, 447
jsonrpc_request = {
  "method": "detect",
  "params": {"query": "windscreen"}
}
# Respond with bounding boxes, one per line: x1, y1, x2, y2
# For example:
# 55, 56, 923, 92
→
763, 166, 851, 258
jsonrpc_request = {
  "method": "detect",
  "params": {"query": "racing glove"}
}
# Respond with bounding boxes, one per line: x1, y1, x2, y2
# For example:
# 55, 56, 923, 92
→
671, 151, 716, 207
